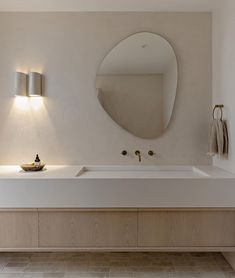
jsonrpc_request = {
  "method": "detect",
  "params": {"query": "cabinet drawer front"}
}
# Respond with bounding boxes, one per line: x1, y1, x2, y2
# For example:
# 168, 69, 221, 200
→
0, 211, 38, 248
39, 211, 137, 247
138, 211, 235, 247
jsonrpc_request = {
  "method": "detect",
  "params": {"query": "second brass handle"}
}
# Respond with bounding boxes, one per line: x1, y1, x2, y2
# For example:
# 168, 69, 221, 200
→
148, 150, 154, 156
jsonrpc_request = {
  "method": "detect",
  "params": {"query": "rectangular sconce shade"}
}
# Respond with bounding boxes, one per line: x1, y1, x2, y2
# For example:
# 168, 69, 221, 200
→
13, 72, 27, 96
28, 72, 42, 97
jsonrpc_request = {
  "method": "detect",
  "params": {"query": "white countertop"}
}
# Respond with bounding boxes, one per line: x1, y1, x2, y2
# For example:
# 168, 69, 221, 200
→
0, 165, 234, 179
0, 165, 234, 208
0, 165, 82, 179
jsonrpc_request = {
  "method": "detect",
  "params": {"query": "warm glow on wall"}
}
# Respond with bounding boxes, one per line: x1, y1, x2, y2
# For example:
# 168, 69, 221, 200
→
14, 96, 44, 111
14, 96, 29, 111
30, 97, 43, 110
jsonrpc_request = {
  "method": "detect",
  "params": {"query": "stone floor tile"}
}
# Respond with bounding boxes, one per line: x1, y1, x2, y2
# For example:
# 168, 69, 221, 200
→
0, 274, 24, 278
0, 253, 233, 277
43, 273, 65, 278
22, 274, 44, 278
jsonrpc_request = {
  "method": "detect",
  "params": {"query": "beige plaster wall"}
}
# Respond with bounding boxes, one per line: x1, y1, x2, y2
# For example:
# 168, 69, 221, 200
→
213, 0, 235, 173
0, 12, 211, 165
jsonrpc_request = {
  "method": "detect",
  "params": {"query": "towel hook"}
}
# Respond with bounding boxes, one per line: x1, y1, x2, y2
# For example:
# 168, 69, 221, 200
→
213, 105, 224, 120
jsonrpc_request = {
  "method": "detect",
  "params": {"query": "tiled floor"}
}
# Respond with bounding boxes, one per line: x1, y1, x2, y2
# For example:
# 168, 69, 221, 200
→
0, 252, 233, 278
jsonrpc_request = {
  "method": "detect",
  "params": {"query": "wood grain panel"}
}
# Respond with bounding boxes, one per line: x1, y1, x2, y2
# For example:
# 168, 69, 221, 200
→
138, 211, 235, 247
0, 211, 38, 248
39, 211, 137, 247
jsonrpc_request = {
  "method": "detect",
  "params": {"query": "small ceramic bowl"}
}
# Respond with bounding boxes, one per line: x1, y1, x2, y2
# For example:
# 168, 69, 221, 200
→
20, 163, 46, 172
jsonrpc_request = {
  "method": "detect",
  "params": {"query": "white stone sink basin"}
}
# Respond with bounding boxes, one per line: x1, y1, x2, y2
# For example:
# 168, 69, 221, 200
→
0, 165, 234, 208
76, 165, 210, 178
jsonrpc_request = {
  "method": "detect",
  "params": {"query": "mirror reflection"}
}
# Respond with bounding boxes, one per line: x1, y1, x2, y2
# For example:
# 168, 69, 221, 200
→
96, 32, 178, 139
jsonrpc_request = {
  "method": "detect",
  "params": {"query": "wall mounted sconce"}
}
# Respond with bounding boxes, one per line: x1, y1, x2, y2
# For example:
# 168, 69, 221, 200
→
13, 72, 27, 96
13, 71, 42, 97
28, 72, 42, 97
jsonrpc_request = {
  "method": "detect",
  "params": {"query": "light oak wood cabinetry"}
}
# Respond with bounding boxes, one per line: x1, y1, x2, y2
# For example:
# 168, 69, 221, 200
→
0, 210, 38, 248
0, 209, 235, 250
38, 210, 137, 247
138, 210, 235, 247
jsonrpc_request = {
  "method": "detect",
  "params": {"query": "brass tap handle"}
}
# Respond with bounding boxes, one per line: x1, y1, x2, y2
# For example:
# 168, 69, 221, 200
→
121, 150, 127, 156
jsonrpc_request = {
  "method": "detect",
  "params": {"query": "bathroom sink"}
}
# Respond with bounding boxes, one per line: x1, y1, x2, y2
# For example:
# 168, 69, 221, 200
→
76, 165, 210, 178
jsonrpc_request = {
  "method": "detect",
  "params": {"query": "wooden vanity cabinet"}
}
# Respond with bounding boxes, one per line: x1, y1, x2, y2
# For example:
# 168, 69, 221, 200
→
138, 210, 235, 247
0, 209, 235, 250
38, 209, 138, 248
0, 209, 38, 248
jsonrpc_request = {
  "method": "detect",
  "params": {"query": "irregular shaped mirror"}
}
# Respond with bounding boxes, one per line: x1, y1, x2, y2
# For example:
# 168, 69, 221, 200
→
96, 32, 178, 139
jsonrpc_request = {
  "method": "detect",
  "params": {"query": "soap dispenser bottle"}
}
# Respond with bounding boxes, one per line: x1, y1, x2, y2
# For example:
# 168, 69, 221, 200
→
34, 154, 41, 166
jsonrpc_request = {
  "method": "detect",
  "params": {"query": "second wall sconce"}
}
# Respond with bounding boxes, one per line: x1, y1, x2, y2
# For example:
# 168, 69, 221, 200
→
14, 71, 42, 97
28, 72, 42, 97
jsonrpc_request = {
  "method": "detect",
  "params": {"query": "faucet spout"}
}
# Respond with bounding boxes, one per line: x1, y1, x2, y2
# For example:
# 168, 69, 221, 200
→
135, 150, 141, 162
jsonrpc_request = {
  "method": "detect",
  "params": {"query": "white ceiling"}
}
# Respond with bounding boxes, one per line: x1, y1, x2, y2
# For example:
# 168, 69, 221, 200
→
0, 0, 219, 12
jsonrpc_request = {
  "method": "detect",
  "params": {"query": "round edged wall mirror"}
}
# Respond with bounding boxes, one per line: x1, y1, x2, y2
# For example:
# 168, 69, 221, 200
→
96, 32, 178, 139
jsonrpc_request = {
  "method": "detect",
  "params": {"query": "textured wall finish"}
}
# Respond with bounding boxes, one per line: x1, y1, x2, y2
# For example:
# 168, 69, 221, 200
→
213, 0, 235, 173
0, 0, 218, 12
0, 12, 211, 165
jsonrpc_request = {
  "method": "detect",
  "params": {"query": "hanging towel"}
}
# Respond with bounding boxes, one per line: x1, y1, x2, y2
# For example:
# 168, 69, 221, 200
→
208, 119, 218, 156
222, 120, 229, 156
208, 119, 229, 157
216, 119, 224, 156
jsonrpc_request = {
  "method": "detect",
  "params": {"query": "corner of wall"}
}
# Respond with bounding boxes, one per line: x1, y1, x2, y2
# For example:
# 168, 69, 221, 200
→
212, 0, 235, 173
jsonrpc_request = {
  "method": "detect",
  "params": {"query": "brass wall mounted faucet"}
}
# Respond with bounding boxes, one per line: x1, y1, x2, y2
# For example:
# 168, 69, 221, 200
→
122, 150, 155, 161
